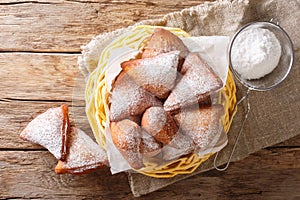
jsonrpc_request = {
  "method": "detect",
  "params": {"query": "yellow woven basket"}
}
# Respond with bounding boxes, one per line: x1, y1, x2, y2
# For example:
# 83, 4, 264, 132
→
85, 25, 237, 178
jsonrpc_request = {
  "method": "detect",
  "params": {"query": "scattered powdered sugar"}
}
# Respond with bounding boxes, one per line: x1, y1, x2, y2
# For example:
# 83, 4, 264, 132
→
142, 28, 189, 59
231, 27, 282, 80
142, 106, 178, 144
20, 106, 67, 160
104, 34, 230, 173
142, 107, 167, 134
114, 120, 141, 151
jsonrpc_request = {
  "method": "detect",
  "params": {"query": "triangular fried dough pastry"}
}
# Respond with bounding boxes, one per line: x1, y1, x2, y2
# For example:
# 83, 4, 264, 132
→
162, 132, 193, 161
174, 105, 224, 150
142, 28, 189, 62
109, 72, 161, 122
121, 51, 179, 99
141, 106, 178, 145
110, 119, 144, 169
164, 53, 223, 112
55, 127, 108, 174
19, 104, 70, 161
140, 130, 162, 158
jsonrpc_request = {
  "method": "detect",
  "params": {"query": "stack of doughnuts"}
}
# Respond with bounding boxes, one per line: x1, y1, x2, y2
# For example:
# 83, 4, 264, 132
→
109, 28, 224, 170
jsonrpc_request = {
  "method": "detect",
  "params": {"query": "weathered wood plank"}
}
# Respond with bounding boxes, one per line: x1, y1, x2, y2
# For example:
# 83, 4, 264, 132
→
0, 151, 131, 199
0, 100, 92, 149
0, 0, 208, 52
0, 52, 90, 149
0, 53, 79, 101
0, 147, 299, 199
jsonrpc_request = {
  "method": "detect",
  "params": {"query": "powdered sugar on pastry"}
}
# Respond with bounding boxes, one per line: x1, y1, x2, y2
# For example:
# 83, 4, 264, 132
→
100, 29, 230, 173
110, 119, 144, 169
174, 105, 224, 150
55, 127, 108, 174
162, 133, 193, 160
122, 51, 179, 99
141, 106, 178, 145
142, 28, 189, 60
140, 130, 162, 157
109, 72, 161, 122
19, 105, 70, 160
164, 53, 223, 112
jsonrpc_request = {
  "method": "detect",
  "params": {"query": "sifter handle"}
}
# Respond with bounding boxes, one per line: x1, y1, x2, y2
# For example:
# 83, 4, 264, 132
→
213, 89, 251, 171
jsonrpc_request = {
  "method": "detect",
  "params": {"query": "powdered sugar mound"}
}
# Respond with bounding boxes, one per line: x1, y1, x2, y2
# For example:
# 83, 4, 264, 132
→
231, 27, 282, 80
20, 105, 69, 160
55, 127, 108, 173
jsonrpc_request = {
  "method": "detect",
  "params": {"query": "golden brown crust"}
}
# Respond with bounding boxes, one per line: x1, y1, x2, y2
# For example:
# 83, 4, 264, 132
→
110, 119, 144, 169
164, 53, 223, 113
109, 71, 161, 122
142, 28, 189, 63
141, 107, 178, 145
121, 51, 179, 99
55, 161, 107, 174
125, 114, 142, 125
174, 104, 224, 150
19, 105, 71, 161
55, 127, 108, 174
60, 104, 70, 161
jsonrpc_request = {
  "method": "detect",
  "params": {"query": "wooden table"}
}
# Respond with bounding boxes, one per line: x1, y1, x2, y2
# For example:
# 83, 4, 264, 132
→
1, 0, 299, 199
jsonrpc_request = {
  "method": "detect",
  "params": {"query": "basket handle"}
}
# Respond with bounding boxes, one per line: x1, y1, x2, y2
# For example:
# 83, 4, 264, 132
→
213, 88, 251, 171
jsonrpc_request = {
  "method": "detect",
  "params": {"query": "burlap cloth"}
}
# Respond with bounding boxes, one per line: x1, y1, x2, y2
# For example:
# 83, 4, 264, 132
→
77, 0, 300, 197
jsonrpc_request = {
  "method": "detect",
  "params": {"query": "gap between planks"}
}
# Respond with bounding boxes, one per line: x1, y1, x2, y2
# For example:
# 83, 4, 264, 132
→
1, 146, 299, 152
0, 51, 81, 55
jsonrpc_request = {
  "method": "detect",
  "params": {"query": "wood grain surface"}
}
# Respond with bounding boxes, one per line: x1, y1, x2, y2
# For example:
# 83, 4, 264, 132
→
0, 0, 299, 199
